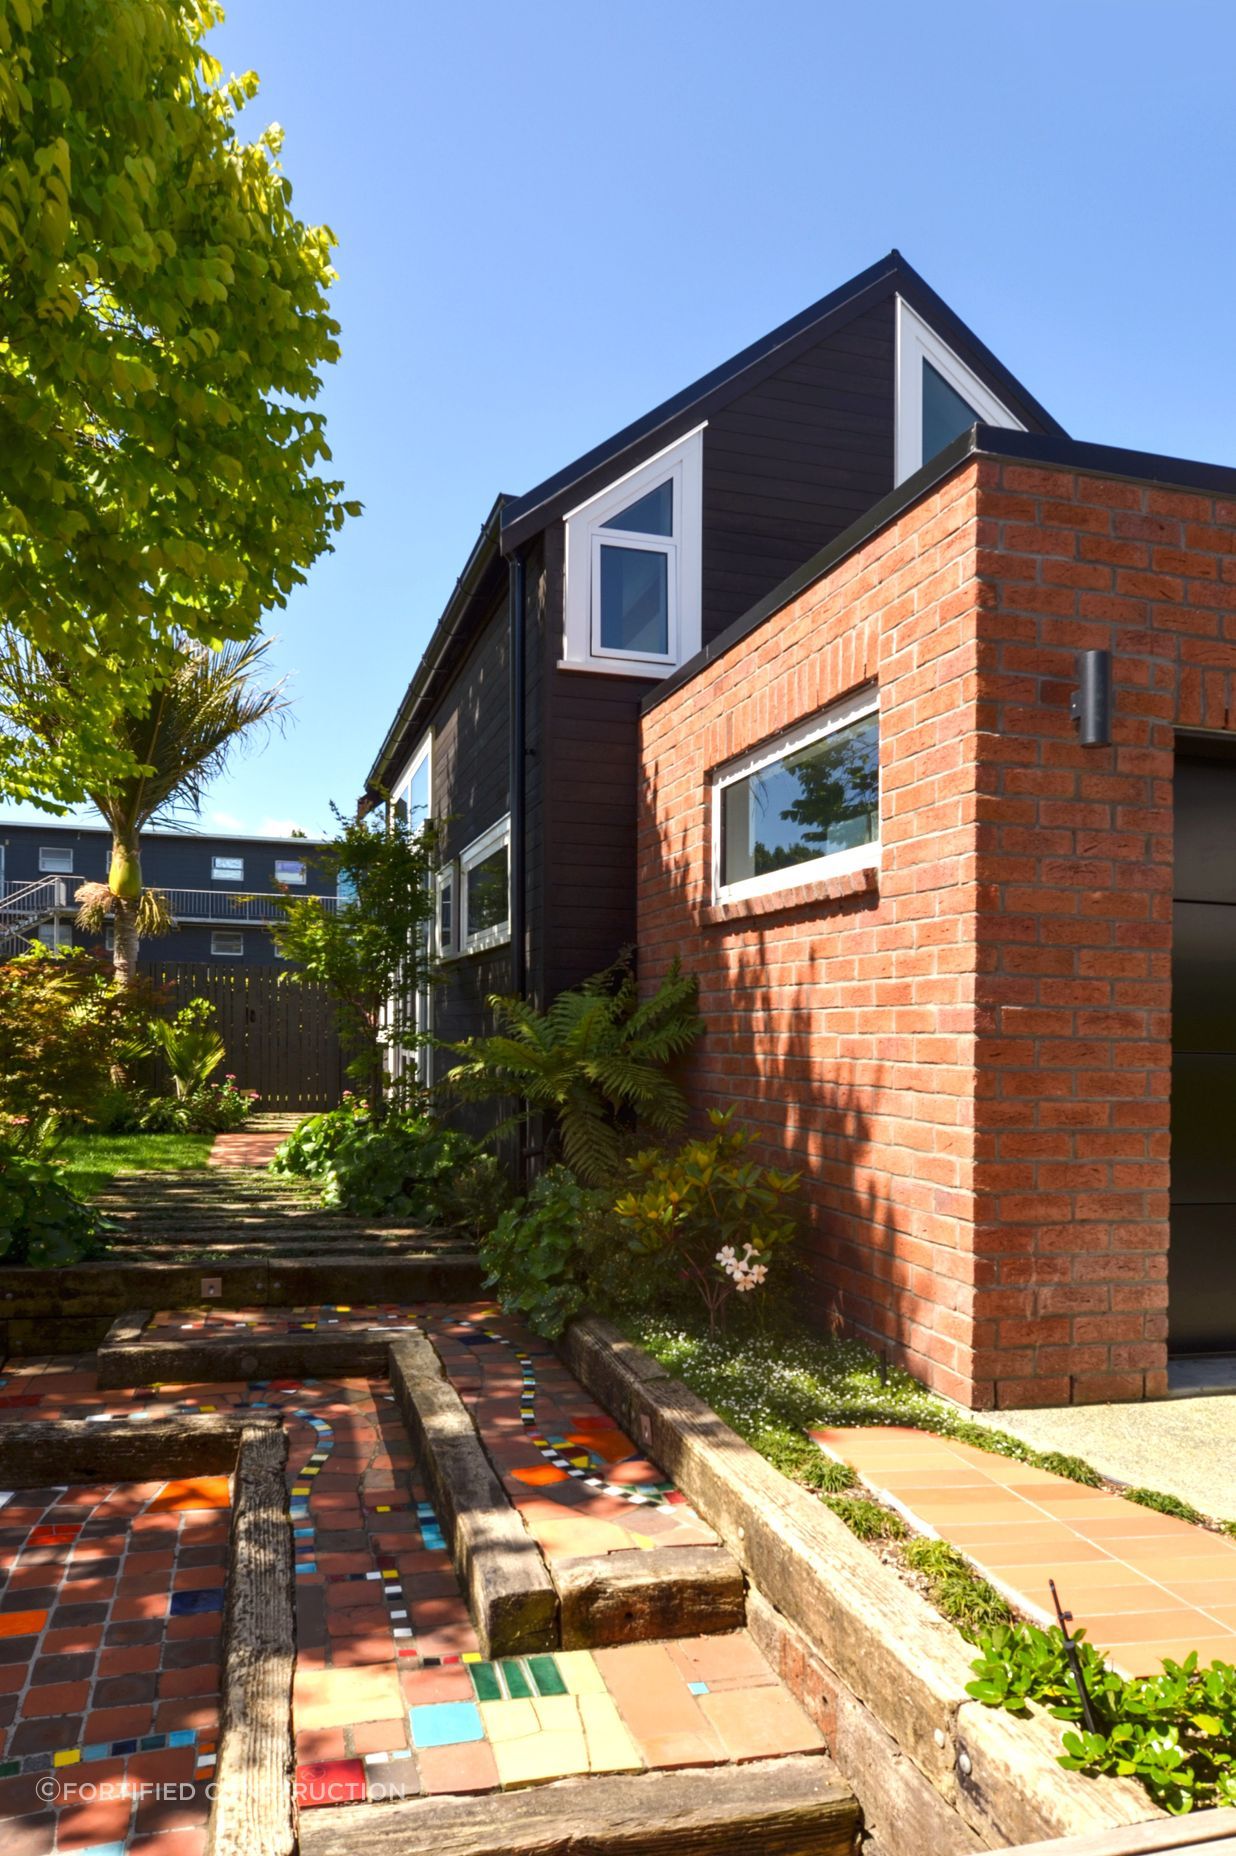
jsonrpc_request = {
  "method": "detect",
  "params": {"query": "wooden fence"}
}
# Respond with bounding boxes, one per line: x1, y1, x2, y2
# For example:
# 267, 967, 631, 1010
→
140, 962, 347, 1111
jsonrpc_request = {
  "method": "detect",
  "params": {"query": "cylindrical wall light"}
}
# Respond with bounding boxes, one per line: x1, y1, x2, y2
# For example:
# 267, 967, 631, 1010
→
1071, 648, 1112, 747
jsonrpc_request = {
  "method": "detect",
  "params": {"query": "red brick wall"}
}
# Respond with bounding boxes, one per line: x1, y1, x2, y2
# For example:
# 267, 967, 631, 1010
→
637, 454, 1236, 1409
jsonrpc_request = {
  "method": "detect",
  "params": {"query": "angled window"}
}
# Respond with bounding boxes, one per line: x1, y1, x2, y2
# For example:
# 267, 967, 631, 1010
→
392, 732, 432, 830
894, 297, 1023, 483
38, 846, 73, 874
563, 427, 704, 678
211, 930, 244, 956
712, 688, 880, 905
459, 817, 510, 955
211, 856, 244, 882
274, 858, 306, 886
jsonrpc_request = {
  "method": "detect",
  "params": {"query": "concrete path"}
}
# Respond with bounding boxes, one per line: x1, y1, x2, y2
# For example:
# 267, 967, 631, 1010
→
967, 1397, 1236, 1524
813, 1426, 1236, 1676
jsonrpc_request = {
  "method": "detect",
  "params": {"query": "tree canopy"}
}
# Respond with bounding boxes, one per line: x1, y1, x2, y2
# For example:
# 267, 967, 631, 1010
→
0, 0, 357, 806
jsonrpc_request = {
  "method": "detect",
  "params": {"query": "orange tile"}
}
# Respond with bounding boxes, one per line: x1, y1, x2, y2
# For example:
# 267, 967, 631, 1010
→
147, 1476, 231, 1513
0, 1607, 47, 1638
508, 1465, 570, 1487
698, 1685, 825, 1761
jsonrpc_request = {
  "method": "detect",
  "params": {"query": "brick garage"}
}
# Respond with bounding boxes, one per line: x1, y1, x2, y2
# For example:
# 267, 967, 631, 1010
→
637, 434, 1236, 1410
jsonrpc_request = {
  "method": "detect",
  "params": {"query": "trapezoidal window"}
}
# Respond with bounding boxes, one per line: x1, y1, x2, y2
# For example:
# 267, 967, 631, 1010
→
562, 426, 703, 678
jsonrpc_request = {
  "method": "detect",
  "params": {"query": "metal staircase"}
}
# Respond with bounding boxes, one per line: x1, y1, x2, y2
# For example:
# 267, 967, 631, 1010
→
0, 876, 73, 955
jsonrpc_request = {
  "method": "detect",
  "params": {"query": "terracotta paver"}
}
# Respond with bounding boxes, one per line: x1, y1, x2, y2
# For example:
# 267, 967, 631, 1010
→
0, 1344, 826, 1827
813, 1425, 1236, 1675
0, 1467, 225, 1852
207, 1130, 286, 1168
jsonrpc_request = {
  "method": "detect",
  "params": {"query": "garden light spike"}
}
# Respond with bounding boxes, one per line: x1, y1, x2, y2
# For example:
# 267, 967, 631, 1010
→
1049, 1578, 1101, 1735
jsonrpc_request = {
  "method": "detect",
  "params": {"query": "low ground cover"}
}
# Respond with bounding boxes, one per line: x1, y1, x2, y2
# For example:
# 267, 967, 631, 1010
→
54, 1130, 215, 1199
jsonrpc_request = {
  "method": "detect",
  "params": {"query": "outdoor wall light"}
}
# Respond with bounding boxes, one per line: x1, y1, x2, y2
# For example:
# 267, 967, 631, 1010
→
1071, 648, 1112, 747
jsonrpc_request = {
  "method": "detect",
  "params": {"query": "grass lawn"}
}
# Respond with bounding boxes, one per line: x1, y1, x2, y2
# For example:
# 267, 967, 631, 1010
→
52, 1131, 215, 1200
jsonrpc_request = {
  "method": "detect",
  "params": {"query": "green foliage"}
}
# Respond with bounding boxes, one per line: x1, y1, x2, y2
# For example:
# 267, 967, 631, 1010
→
479, 1168, 624, 1339
122, 1075, 255, 1133
615, 1109, 799, 1330
967, 1624, 1236, 1814
1035, 1451, 1105, 1488
273, 809, 436, 1114
0, 0, 356, 808
445, 956, 701, 1186
1124, 1486, 1205, 1525
0, 947, 157, 1143
433, 1152, 516, 1245
272, 1103, 477, 1221
0, 1146, 104, 1266
901, 1537, 1013, 1635
148, 996, 225, 1097
823, 1493, 908, 1541
749, 1423, 857, 1493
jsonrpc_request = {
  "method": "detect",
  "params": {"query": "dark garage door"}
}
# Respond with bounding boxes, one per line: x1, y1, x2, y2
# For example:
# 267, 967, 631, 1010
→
1171, 740, 1236, 1353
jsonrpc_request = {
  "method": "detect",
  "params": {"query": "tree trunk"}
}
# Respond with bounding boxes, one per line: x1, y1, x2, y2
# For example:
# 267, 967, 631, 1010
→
112, 894, 140, 987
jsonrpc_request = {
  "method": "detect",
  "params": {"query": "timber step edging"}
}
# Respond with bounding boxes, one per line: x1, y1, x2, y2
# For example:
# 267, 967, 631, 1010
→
298, 1752, 858, 1856
561, 1316, 1162, 1852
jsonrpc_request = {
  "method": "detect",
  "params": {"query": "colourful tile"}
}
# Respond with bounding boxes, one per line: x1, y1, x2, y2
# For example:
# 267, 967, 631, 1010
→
409, 1700, 484, 1748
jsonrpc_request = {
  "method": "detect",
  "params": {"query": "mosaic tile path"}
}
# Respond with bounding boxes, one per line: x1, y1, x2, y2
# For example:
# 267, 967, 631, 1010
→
1, 1349, 826, 1825
813, 1425, 1236, 1676
0, 1463, 228, 1856
146, 1307, 423, 1337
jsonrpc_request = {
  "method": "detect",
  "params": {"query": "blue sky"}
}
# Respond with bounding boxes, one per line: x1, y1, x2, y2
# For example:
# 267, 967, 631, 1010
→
11, 0, 1236, 834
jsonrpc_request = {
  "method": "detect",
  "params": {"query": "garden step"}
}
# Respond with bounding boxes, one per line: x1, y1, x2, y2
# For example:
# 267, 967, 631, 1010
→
299, 1755, 858, 1856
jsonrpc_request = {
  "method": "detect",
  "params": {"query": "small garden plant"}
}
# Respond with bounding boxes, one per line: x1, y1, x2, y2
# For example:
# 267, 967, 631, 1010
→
272, 1097, 482, 1221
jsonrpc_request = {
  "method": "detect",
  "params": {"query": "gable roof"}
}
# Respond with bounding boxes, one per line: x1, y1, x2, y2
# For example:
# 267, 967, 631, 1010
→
499, 249, 1066, 552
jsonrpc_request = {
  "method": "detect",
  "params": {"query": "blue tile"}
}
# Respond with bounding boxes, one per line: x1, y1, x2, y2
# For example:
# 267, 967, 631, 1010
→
169, 1587, 224, 1617
688, 1681, 710, 1695
408, 1701, 484, 1748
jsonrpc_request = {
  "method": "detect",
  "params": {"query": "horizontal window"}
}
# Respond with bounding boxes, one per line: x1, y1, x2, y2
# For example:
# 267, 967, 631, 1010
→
713, 690, 880, 905
459, 817, 510, 955
211, 856, 244, 882
211, 930, 244, 956
274, 859, 306, 885
39, 847, 73, 873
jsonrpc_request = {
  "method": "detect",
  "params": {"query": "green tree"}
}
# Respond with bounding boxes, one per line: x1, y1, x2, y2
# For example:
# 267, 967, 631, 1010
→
1, 631, 285, 982
271, 808, 437, 1117
0, 0, 356, 807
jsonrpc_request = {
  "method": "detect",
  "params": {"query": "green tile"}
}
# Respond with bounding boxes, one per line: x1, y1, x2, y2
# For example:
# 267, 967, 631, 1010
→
528, 1654, 566, 1697
500, 1658, 532, 1700
469, 1661, 502, 1704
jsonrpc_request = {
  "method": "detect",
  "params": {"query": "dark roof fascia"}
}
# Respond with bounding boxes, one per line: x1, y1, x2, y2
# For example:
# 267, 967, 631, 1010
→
499, 250, 1065, 553
363, 497, 507, 801
642, 423, 1236, 717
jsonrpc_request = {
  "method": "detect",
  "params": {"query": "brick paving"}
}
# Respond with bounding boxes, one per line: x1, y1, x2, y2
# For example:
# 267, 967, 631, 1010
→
813, 1425, 1236, 1675
0, 1441, 227, 1855
0, 1337, 824, 1840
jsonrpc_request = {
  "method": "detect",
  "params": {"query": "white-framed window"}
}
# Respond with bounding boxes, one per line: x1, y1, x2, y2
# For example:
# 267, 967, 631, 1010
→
894, 297, 1024, 484
274, 858, 306, 886
434, 864, 457, 959
36, 920, 67, 949
211, 930, 245, 956
38, 846, 73, 874
211, 855, 244, 882
459, 816, 510, 954
712, 687, 880, 906
562, 426, 704, 678
392, 731, 432, 831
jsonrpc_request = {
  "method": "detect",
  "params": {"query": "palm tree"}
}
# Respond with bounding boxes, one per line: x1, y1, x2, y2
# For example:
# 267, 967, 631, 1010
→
0, 635, 285, 984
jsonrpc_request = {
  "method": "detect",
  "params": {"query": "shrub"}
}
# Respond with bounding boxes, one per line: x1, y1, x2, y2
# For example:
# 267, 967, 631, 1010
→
968, 1623, 1236, 1813
0, 1148, 105, 1267
131, 1076, 258, 1133
0, 949, 159, 1144
614, 1109, 799, 1330
902, 1538, 1013, 1635
148, 997, 226, 1097
273, 1103, 479, 1221
479, 1167, 626, 1338
434, 1151, 516, 1243
444, 955, 701, 1186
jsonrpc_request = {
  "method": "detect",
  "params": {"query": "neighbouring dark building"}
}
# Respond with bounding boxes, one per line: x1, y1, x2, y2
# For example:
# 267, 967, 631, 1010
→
363, 250, 1062, 1079
0, 819, 336, 965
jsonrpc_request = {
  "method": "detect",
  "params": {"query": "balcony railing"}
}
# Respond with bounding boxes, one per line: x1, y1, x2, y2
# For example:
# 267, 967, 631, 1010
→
1, 878, 341, 927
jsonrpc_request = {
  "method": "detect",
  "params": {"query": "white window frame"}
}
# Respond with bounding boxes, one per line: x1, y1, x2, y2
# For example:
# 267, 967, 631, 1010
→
894, 296, 1023, 484
274, 858, 307, 886
434, 863, 457, 959
211, 930, 245, 957
711, 686, 881, 906
391, 730, 433, 830
211, 856, 244, 883
38, 846, 73, 874
459, 816, 511, 955
562, 425, 704, 679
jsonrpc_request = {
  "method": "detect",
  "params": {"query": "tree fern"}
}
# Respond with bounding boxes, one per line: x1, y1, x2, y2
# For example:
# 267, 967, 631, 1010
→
443, 955, 701, 1186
